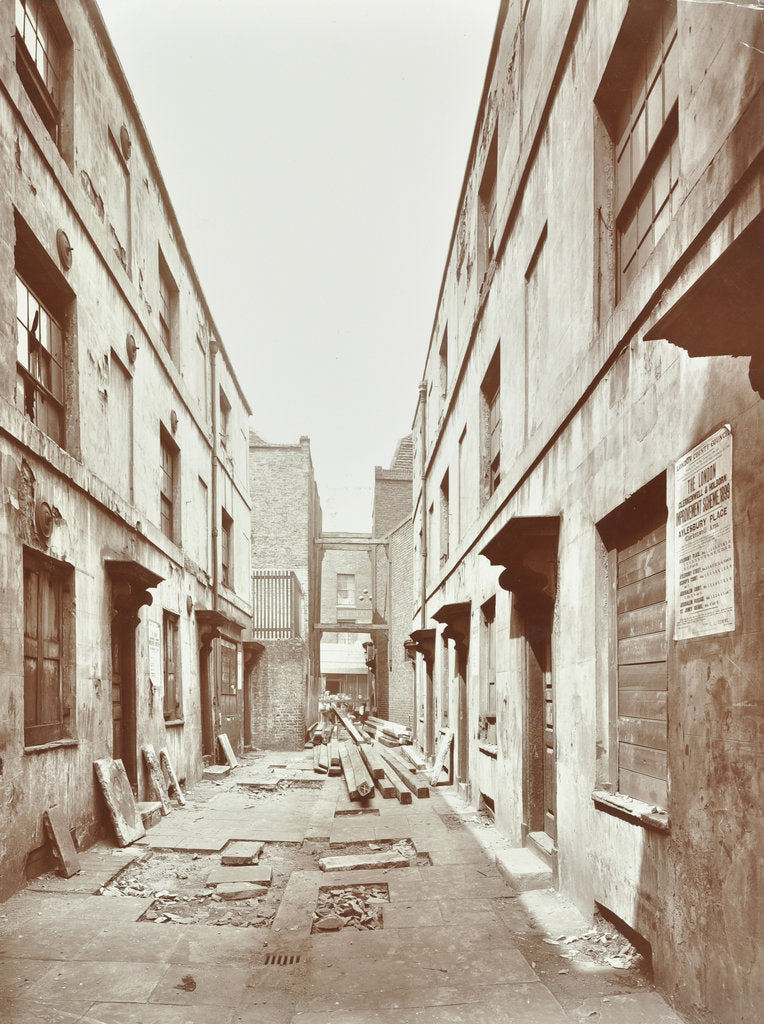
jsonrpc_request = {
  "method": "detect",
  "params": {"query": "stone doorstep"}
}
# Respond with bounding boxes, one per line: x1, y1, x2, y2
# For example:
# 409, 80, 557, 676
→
203, 765, 232, 780
495, 846, 552, 892
137, 802, 163, 830
206, 865, 273, 885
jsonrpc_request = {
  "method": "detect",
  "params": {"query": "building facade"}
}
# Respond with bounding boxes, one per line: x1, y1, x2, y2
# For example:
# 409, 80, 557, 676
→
248, 432, 322, 748
410, 2, 762, 1022
0, 0, 252, 899
371, 435, 415, 724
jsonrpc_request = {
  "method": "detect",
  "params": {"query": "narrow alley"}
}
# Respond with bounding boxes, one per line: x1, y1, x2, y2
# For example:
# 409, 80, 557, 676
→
0, 750, 685, 1024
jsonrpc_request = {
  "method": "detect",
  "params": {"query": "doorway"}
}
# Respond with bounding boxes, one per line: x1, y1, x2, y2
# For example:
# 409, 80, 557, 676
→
110, 613, 137, 789
525, 616, 556, 853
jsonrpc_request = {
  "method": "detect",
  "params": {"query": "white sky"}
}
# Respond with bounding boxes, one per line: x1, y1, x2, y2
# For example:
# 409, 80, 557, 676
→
97, 0, 500, 531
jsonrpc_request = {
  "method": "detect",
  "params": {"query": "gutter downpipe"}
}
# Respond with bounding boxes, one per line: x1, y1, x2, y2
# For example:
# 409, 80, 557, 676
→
417, 381, 428, 751
210, 340, 220, 613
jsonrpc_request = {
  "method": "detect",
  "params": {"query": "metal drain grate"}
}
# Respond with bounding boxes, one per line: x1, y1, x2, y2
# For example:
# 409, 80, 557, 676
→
264, 953, 301, 966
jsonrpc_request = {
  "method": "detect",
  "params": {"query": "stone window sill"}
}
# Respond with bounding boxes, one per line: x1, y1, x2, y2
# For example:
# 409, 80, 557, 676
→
592, 789, 669, 832
164, 718, 184, 728
478, 743, 498, 758
24, 738, 78, 754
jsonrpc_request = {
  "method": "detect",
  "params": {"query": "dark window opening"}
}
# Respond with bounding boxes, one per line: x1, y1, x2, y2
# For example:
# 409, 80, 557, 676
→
220, 508, 233, 588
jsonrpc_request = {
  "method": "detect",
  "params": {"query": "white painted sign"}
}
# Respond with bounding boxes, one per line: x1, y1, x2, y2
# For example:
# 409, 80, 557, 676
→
148, 620, 162, 689
674, 425, 734, 640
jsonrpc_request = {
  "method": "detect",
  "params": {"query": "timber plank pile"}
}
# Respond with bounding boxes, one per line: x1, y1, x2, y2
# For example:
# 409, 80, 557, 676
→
312, 709, 429, 804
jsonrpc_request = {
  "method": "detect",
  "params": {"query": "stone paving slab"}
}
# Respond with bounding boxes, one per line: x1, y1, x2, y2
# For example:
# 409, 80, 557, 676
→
78, 921, 183, 962
382, 899, 443, 928
149, 963, 252, 1006
206, 865, 272, 885
24, 960, 166, 1003
572, 991, 687, 1022
294, 980, 566, 1022
0, 999, 93, 1024
88, 1004, 236, 1024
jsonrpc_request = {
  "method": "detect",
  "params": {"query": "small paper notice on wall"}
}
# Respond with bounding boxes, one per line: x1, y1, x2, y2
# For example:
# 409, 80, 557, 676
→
148, 620, 162, 689
674, 425, 735, 641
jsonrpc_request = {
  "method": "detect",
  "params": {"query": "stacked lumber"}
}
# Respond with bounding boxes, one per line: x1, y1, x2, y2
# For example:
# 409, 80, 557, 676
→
379, 748, 430, 799
365, 716, 412, 746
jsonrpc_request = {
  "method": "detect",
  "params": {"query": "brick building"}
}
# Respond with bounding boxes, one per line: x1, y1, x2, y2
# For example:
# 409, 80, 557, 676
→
371, 435, 415, 724
0, 0, 253, 899
409, 2, 762, 1022
247, 433, 322, 748
318, 540, 375, 708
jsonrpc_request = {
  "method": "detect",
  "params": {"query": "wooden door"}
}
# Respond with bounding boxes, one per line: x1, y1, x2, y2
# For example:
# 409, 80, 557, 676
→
217, 640, 243, 756
457, 643, 469, 783
111, 617, 137, 788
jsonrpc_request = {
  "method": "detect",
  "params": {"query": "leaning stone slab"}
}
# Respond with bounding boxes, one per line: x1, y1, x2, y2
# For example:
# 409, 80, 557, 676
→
137, 801, 163, 830
93, 758, 146, 846
159, 747, 186, 806
216, 882, 268, 901
43, 806, 81, 878
142, 744, 171, 814
217, 733, 238, 768
207, 865, 272, 885
222, 841, 263, 865
318, 852, 409, 872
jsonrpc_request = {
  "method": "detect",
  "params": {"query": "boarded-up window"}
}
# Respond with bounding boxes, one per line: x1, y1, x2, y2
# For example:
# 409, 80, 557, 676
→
601, 475, 668, 808
23, 550, 73, 746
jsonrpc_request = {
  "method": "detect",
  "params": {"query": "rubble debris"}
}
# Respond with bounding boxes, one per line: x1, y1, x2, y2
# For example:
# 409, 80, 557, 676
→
312, 884, 389, 933
43, 806, 81, 878
175, 975, 196, 991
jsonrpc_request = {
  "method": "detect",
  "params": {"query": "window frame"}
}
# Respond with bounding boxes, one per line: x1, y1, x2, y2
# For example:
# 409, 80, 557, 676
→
336, 573, 356, 608
14, 0, 72, 160
595, 0, 679, 301
160, 427, 178, 543
220, 507, 233, 588
598, 474, 669, 814
480, 347, 502, 501
162, 610, 182, 722
23, 547, 75, 747
157, 248, 178, 359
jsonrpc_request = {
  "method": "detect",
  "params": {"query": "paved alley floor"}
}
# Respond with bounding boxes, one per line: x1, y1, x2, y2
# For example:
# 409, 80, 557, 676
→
0, 750, 688, 1023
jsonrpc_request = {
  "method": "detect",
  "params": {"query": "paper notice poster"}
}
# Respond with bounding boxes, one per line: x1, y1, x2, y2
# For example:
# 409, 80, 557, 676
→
674, 425, 734, 640
148, 620, 162, 689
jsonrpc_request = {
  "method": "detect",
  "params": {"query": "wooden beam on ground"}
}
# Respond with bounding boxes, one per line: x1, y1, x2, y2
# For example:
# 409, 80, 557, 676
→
333, 704, 367, 745
346, 743, 374, 798
381, 767, 412, 804
400, 745, 426, 771
380, 749, 430, 799
338, 742, 359, 800
429, 729, 454, 786
358, 743, 386, 781
317, 743, 330, 774
373, 769, 396, 799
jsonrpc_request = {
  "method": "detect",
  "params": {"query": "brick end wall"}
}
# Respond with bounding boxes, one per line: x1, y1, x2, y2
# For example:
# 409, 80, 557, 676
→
249, 639, 308, 750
